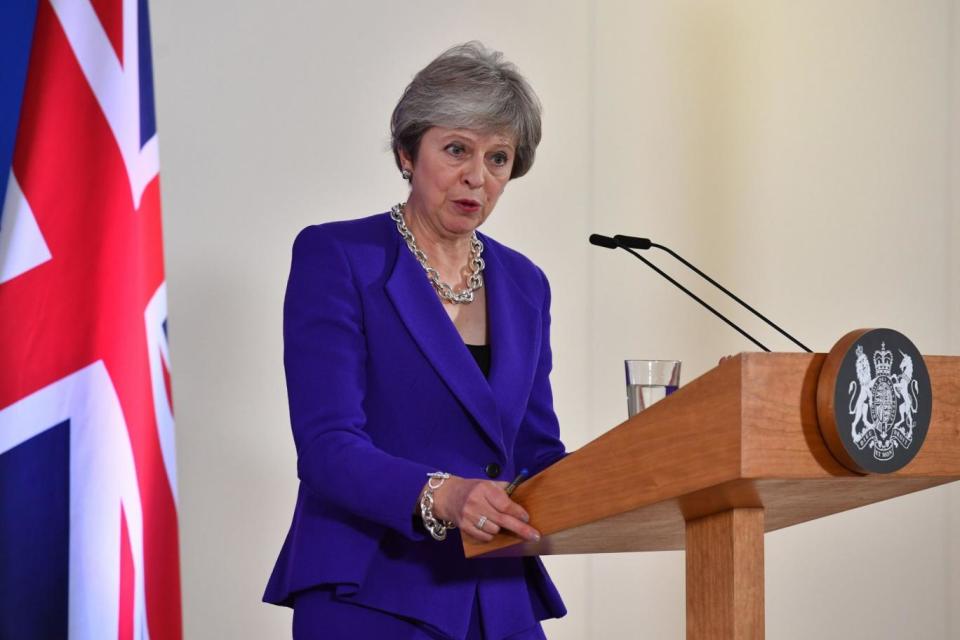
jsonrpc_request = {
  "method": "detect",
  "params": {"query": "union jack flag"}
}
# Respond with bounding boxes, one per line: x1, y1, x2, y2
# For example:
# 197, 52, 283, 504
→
0, 1, 182, 638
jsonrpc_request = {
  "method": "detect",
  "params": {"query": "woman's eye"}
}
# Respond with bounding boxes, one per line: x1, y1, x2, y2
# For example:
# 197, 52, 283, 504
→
491, 153, 509, 166
445, 143, 465, 156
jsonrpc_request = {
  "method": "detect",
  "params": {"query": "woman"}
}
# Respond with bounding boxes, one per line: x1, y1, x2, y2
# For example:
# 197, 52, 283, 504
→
264, 42, 567, 640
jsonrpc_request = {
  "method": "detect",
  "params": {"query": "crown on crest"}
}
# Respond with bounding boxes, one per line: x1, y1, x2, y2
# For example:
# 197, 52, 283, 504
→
873, 342, 893, 376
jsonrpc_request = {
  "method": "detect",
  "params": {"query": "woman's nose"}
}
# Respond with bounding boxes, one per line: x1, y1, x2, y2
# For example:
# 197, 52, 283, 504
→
462, 157, 485, 188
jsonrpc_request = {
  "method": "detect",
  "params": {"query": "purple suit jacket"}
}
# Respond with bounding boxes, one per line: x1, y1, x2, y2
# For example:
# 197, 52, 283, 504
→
263, 212, 567, 639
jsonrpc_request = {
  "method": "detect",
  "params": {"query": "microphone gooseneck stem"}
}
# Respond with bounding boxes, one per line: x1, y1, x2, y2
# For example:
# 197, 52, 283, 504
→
650, 243, 812, 353
619, 246, 771, 352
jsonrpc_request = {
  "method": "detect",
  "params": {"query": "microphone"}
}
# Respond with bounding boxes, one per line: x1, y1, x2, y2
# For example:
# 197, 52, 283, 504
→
613, 236, 651, 250
589, 234, 771, 352
588, 234, 618, 249
613, 235, 812, 353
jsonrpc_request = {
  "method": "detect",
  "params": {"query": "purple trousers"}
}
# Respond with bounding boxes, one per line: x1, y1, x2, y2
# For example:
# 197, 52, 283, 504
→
292, 586, 548, 640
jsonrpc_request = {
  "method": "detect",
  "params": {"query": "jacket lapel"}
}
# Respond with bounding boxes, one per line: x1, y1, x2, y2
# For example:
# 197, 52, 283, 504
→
385, 235, 505, 455
483, 240, 541, 445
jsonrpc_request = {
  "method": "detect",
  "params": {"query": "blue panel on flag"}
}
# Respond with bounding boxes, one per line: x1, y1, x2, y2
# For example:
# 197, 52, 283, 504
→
138, 0, 157, 149
0, 0, 39, 223
0, 420, 70, 640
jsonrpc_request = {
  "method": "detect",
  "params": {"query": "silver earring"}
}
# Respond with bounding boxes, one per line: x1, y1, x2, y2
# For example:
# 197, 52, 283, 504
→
401, 169, 412, 181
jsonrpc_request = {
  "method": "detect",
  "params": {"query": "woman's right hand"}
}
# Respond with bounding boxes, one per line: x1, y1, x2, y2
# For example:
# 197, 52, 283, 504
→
428, 476, 541, 544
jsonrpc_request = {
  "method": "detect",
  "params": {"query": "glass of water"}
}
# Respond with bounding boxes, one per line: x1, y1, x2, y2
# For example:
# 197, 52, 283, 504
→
624, 360, 681, 418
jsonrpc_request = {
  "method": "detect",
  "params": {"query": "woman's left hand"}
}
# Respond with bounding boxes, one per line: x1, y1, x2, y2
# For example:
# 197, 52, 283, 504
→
429, 476, 542, 544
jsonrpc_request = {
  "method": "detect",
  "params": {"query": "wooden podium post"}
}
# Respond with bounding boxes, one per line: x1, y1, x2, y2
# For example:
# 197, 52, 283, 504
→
686, 508, 764, 639
463, 352, 960, 639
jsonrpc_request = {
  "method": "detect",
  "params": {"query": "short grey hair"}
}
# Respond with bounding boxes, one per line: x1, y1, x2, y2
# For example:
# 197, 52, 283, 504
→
391, 42, 543, 180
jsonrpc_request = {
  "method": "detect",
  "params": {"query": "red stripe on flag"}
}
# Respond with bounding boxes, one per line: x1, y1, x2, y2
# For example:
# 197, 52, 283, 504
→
90, 0, 123, 65
119, 505, 134, 640
161, 349, 174, 414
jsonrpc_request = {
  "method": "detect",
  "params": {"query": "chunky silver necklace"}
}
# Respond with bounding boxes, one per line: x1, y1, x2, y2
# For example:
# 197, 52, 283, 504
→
390, 202, 485, 304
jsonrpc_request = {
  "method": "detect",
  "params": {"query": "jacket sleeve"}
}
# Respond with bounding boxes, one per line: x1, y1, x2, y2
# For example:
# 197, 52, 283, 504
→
283, 225, 433, 540
512, 267, 567, 477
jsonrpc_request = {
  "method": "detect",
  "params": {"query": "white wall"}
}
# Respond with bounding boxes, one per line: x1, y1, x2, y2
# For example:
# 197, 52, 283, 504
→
153, 1, 959, 637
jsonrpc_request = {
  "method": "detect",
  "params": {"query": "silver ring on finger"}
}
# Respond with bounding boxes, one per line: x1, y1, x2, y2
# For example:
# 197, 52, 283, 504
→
475, 515, 488, 530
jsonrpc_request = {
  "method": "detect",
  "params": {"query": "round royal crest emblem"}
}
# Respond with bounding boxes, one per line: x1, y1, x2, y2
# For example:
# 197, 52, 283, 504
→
816, 329, 933, 474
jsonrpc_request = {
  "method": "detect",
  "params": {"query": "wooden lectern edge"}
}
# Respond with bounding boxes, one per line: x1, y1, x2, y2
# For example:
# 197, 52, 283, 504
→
463, 473, 960, 559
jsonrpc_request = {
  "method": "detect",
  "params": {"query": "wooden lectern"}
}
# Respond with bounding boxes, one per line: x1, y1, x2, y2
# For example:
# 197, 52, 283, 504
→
463, 353, 960, 639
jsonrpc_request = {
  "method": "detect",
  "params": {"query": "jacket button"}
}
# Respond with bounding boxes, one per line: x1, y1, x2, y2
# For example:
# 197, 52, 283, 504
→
484, 463, 501, 479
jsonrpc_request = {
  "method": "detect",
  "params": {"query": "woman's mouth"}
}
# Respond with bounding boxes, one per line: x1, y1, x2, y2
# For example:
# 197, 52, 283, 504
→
453, 199, 482, 213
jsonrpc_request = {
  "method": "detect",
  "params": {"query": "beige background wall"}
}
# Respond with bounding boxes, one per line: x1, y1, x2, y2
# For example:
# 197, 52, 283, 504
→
153, 1, 959, 637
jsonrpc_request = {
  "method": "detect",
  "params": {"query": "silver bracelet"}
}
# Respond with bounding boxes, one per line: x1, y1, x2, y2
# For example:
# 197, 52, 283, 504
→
420, 471, 457, 541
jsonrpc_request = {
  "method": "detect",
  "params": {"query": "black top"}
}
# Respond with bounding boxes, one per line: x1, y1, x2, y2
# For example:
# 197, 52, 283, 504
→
465, 344, 491, 378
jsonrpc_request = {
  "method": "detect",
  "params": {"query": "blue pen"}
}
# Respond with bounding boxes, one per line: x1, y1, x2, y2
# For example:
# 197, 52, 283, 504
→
504, 468, 529, 496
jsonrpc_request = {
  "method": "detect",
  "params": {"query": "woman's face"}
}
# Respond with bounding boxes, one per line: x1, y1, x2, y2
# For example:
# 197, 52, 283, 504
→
401, 126, 516, 238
